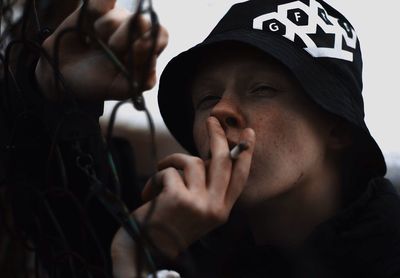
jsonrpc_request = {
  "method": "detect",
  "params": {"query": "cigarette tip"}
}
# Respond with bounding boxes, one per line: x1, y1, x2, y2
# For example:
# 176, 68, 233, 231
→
230, 141, 249, 160
238, 141, 249, 151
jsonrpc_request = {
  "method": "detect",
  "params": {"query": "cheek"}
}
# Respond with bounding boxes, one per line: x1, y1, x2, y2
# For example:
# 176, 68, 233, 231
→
251, 110, 303, 169
248, 108, 324, 192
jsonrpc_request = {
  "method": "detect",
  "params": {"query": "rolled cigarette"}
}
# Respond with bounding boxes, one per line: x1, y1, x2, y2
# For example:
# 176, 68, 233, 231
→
230, 141, 249, 160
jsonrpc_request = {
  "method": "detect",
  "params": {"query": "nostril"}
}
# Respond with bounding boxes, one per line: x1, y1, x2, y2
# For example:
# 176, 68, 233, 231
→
225, 117, 238, 127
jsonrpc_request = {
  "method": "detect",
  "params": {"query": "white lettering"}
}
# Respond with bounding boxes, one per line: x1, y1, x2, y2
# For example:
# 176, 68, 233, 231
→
320, 10, 328, 21
269, 22, 279, 32
343, 22, 350, 33
295, 11, 301, 22
252, 0, 358, 61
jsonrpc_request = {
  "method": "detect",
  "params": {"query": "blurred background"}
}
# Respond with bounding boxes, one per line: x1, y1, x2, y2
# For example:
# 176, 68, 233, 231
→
109, 0, 400, 183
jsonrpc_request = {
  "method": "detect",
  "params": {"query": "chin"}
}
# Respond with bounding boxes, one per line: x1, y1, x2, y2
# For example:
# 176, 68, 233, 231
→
235, 184, 267, 211
235, 176, 295, 211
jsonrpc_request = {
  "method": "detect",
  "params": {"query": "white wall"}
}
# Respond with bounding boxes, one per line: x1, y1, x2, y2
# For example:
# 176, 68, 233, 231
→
109, 0, 400, 159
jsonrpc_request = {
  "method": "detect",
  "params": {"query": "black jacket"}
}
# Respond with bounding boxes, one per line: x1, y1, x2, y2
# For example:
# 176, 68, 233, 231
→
173, 177, 400, 278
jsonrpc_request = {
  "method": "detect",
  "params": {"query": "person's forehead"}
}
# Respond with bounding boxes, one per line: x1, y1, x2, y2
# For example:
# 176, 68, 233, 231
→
190, 42, 300, 89
195, 42, 280, 70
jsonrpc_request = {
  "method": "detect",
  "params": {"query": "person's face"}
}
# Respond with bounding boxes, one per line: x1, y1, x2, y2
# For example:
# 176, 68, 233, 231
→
191, 43, 337, 210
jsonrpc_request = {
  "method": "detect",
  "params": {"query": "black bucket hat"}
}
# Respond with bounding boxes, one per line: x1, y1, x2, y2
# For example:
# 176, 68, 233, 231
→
158, 0, 386, 176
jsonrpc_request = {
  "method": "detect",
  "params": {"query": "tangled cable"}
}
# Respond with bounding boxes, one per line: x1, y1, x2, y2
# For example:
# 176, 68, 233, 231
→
0, 0, 167, 277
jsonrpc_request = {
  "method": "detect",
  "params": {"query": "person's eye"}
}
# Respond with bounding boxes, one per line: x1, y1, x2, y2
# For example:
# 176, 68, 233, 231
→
248, 84, 278, 97
195, 95, 220, 110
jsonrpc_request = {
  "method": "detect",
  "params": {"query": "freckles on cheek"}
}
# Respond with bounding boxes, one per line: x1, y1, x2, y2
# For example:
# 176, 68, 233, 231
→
252, 111, 302, 161
274, 121, 307, 166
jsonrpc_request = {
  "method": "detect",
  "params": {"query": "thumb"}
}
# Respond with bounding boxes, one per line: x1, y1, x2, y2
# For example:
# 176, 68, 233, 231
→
111, 228, 138, 278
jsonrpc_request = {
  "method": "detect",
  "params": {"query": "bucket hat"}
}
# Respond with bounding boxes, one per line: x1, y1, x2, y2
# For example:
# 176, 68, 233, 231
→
158, 0, 386, 176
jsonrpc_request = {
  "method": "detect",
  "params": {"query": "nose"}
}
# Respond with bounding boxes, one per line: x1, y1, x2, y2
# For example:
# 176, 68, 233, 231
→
210, 96, 246, 132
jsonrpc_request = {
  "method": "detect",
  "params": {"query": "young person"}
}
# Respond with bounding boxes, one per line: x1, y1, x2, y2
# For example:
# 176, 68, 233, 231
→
111, 0, 400, 277
31, 0, 400, 277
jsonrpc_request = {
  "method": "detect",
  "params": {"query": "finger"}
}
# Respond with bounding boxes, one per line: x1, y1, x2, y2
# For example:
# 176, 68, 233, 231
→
94, 7, 131, 41
129, 53, 157, 90
87, 0, 117, 18
43, 0, 117, 54
157, 154, 206, 192
141, 167, 186, 203
108, 14, 152, 54
224, 128, 256, 208
140, 55, 158, 90
103, 57, 156, 99
109, 25, 167, 95
111, 228, 137, 278
130, 25, 168, 90
141, 176, 161, 203
206, 117, 232, 198
131, 25, 169, 65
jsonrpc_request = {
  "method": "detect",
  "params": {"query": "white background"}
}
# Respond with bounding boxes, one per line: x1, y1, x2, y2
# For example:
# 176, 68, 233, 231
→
110, 0, 400, 160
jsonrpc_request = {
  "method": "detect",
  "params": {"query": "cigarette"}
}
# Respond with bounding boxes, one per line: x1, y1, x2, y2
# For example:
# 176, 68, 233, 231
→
230, 142, 249, 160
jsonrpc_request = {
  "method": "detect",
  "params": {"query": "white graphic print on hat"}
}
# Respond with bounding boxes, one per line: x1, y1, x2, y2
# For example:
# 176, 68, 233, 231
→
253, 0, 358, 62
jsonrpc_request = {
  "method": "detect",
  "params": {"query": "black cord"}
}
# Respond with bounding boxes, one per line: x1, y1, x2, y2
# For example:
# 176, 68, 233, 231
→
1, 0, 171, 277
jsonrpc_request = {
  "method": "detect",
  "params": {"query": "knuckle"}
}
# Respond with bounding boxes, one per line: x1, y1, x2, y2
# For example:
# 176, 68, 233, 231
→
132, 39, 151, 54
95, 9, 130, 33
107, 36, 118, 50
214, 154, 232, 169
88, 2, 110, 16
164, 166, 174, 174
137, 15, 152, 30
156, 33, 168, 54
184, 199, 207, 218
164, 167, 179, 179
190, 157, 205, 169
95, 18, 117, 34
144, 75, 157, 90
158, 167, 175, 188
163, 153, 184, 161
159, 26, 169, 40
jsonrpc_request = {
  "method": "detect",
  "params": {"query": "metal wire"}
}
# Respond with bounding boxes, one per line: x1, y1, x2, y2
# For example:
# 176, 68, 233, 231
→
0, 0, 166, 277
